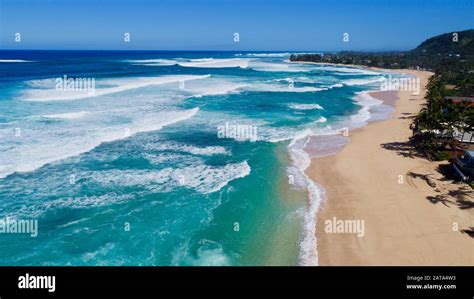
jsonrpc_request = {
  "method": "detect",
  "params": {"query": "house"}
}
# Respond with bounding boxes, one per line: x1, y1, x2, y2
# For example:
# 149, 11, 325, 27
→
452, 128, 474, 150
444, 96, 474, 107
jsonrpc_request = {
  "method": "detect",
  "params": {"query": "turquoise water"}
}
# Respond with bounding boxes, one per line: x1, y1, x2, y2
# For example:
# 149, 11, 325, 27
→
0, 51, 398, 265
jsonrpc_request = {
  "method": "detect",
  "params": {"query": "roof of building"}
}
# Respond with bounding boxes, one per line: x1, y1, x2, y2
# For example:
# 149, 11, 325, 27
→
445, 96, 474, 102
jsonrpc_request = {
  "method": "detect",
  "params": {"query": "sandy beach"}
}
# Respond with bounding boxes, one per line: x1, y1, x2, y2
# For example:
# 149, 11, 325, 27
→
305, 69, 474, 265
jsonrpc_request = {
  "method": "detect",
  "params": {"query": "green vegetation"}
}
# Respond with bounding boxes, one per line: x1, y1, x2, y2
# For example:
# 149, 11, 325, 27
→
411, 76, 473, 156
433, 151, 450, 161
291, 29, 474, 160
290, 29, 474, 95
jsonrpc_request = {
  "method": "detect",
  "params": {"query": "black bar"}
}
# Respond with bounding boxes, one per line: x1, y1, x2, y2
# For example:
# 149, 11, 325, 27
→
0, 267, 472, 298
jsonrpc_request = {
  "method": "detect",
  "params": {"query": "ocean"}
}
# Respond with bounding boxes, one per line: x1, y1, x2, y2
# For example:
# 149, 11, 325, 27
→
0, 51, 403, 265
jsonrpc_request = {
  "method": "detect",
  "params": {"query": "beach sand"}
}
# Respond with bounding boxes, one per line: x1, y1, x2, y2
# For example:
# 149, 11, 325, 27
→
305, 70, 474, 265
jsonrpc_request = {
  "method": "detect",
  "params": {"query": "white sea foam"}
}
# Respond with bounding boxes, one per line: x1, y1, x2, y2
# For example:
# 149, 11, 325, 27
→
250, 61, 312, 72
277, 122, 357, 266
236, 53, 291, 57
282, 88, 390, 266
274, 78, 344, 90
170, 145, 230, 156
314, 65, 380, 76
57, 217, 92, 228
288, 103, 324, 110
343, 76, 385, 86
86, 160, 250, 194
41, 111, 89, 120
2, 192, 134, 220
178, 58, 251, 69
304, 134, 351, 159
315, 117, 327, 123
187, 247, 231, 266
173, 161, 251, 193
23, 75, 211, 102
2, 56, 400, 266
187, 82, 247, 97
145, 142, 230, 156
126, 59, 178, 66
327, 83, 344, 89
129, 57, 310, 73
244, 84, 324, 93
0, 108, 200, 179
127, 58, 251, 69
25, 78, 57, 88
7, 193, 136, 219
286, 136, 326, 266
288, 86, 397, 265
350, 91, 384, 124
0, 59, 31, 63
143, 153, 203, 165
275, 77, 313, 83
274, 76, 331, 84
172, 240, 232, 266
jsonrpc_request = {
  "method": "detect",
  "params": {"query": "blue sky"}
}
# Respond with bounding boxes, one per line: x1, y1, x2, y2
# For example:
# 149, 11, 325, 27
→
1, 0, 473, 51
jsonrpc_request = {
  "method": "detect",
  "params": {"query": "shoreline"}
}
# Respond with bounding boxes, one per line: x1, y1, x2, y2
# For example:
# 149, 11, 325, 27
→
304, 69, 474, 265
290, 60, 420, 74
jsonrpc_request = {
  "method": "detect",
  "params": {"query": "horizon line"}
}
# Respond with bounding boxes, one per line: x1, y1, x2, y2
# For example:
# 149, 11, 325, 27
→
0, 48, 410, 53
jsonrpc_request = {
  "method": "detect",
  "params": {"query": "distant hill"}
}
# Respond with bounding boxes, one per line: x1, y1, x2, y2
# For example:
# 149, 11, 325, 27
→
411, 29, 474, 59
289, 29, 474, 95
405, 30, 474, 89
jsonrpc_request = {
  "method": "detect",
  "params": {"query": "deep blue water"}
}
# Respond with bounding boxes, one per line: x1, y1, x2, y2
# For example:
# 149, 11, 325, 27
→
0, 50, 397, 265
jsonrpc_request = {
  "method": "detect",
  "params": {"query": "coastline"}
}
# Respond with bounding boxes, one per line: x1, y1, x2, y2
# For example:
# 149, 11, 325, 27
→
292, 60, 417, 72
304, 69, 474, 265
